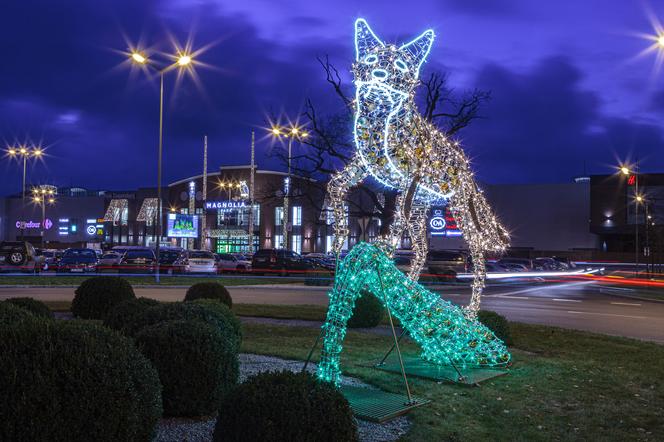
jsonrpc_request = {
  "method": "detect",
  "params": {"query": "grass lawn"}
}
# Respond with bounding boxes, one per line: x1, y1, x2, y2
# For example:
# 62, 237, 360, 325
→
241, 321, 664, 441
0, 274, 303, 287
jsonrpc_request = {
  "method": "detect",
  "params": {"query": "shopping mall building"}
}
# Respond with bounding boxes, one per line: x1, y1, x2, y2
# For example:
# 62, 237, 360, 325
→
1, 166, 661, 258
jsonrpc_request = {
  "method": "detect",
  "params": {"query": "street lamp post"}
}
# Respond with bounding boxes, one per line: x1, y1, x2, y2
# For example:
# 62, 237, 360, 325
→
6, 145, 44, 240
32, 187, 55, 251
269, 124, 308, 250
621, 164, 642, 276
128, 49, 194, 282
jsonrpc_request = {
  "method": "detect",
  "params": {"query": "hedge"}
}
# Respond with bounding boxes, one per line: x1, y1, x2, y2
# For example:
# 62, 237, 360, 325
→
72, 276, 136, 319
184, 282, 233, 308
0, 319, 162, 441
477, 310, 512, 346
103, 297, 160, 335
347, 292, 384, 328
5, 297, 53, 318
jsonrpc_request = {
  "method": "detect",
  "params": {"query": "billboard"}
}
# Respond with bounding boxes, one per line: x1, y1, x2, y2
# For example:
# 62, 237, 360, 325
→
167, 213, 199, 238
428, 207, 462, 237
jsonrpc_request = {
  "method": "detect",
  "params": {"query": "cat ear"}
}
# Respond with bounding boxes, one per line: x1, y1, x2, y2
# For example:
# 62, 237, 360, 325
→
400, 29, 435, 73
355, 18, 384, 61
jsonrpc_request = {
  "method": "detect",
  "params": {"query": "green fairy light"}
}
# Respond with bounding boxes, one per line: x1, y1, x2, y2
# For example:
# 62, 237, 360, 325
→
317, 242, 511, 386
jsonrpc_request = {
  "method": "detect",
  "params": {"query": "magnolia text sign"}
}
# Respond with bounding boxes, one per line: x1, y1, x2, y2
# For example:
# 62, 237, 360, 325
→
15, 219, 53, 230
205, 200, 247, 211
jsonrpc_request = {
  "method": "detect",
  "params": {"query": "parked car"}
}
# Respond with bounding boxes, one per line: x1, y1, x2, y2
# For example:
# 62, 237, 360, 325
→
216, 253, 251, 273
497, 257, 534, 271
552, 256, 576, 270
533, 257, 562, 271
0, 241, 38, 273
158, 249, 185, 274
119, 248, 156, 274
426, 250, 468, 281
181, 250, 217, 274
57, 248, 99, 273
251, 249, 314, 276
97, 251, 123, 271
40, 249, 63, 271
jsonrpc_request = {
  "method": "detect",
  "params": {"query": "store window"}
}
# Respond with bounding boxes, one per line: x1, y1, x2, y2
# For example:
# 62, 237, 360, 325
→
274, 234, 284, 249
291, 234, 301, 254
292, 206, 302, 226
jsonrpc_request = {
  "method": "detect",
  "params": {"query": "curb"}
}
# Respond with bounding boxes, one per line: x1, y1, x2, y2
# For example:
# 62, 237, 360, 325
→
598, 287, 664, 304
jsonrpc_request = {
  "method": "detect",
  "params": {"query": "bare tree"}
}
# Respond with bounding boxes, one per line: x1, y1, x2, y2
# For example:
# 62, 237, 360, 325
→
269, 56, 491, 235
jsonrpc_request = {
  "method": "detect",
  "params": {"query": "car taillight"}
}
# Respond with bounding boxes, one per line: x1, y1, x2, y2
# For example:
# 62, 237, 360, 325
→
270, 256, 276, 263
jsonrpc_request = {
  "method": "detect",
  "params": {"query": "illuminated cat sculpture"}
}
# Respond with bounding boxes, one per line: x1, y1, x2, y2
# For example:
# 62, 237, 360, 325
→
327, 19, 509, 316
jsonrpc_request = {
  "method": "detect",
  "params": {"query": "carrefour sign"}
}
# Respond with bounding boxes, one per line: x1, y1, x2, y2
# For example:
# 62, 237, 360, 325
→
15, 219, 53, 230
205, 200, 247, 211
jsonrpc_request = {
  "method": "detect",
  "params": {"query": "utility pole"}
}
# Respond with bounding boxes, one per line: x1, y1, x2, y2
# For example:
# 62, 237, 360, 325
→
202, 135, 208, 251
248, 131, 255, 254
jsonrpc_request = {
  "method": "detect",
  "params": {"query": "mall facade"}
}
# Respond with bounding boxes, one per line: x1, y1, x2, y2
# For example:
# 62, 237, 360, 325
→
6, 165, 656, 258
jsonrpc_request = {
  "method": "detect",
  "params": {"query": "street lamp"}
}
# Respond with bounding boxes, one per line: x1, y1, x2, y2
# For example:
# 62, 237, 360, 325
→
126, 46, 201, 281
619, 163, 643, 276
5, 144, 44, 201
32, 186, 55, 250
658, 34, 664, 48
268, 123, 309, 250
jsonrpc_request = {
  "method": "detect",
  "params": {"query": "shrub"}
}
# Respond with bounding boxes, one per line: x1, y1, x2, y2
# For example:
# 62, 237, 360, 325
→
0, 301, 36, 324
6, 297, 52, 318
184, 282, 232, 308
347, 292, 384, 328
0, 320, 162, 442
192, 299, 242, 349
136, 319, 236, 417
103, 297, 160, 334
214, 371, 358, 442
72, 276, 136, 319
477, 310, 512, 346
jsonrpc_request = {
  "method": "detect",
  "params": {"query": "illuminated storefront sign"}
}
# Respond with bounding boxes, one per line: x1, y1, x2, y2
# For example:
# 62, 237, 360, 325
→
15, 219, 53, 230
429, 207, 462, 237
205, 200, 247, 211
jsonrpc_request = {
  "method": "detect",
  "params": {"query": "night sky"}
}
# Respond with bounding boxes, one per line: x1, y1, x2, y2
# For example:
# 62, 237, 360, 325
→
2, 0, 664, 196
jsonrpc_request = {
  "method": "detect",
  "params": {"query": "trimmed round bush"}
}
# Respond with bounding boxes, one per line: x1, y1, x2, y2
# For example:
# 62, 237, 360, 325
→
0, 320, 162, 441
136, 319, 236, 417
72, 276, 136, 319
184, 282, 232, 308
477, 310, 512, 346
6, 297, 52, 318
0, 301, 36, 324
103, 297, 160, 334
193, 299, 242, 349
214, 371, 358, 442
347, 292, 384, 328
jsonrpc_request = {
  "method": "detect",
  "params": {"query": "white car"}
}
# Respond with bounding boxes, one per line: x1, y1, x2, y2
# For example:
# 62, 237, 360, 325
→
216, 253, 252, 273
182, 250, 217, 274
98, 251, 123, 272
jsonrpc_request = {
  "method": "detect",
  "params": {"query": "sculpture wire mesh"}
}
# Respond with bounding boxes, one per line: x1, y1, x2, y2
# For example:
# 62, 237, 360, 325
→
327, 18, 510, 316
317, 242, 511, 386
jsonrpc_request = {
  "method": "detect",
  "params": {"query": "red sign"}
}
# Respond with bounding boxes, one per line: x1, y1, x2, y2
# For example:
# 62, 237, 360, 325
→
627, 175, 636, 186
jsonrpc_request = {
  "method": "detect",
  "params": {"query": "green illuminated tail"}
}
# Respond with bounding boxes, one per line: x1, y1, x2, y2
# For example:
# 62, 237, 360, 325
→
317, 242, 511, 386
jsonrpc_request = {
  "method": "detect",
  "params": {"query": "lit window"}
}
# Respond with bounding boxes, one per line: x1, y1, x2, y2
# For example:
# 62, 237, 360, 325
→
274, 234, 284, 249
291, 235, 302, 254
275, 207, 284, 226
292, 206, 302, 226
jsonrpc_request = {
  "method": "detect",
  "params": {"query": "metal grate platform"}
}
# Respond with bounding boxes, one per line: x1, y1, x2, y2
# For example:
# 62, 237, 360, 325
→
340, 385, 430, 423
361, 355, 508, 385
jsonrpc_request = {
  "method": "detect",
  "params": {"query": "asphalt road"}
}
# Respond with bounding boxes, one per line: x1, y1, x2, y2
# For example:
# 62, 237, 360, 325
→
1, 280, 663, 343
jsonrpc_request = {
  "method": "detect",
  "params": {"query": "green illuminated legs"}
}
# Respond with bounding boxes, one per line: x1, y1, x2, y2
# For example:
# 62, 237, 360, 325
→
317, 242, 511, 386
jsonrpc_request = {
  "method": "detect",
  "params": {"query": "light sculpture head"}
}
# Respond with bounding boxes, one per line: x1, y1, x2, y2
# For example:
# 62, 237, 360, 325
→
353, 18, 435, 107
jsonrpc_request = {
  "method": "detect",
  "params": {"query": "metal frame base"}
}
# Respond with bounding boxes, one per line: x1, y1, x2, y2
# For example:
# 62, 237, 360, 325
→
364, 355, 508, 385
340, 385, 430, 423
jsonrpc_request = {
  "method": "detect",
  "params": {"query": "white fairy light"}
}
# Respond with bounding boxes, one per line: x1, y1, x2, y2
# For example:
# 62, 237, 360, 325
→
327, 18, 509, 317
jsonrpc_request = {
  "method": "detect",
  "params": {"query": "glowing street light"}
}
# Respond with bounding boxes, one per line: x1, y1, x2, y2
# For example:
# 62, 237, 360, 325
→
125, 43, 205, 280
620, 166, 630, 175
177, 54, 192, 67
32, 185, 56, 250
5, 144, 46, 201
658, 34, 664, 48
267, 122, 309, 250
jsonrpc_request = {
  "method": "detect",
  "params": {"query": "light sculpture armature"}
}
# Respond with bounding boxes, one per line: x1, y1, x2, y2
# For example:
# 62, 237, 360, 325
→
328, 18, 510, 316
317, 242, 511, 386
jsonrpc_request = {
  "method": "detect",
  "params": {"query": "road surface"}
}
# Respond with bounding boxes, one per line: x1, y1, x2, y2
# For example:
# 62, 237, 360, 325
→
1, 280, 663, 343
